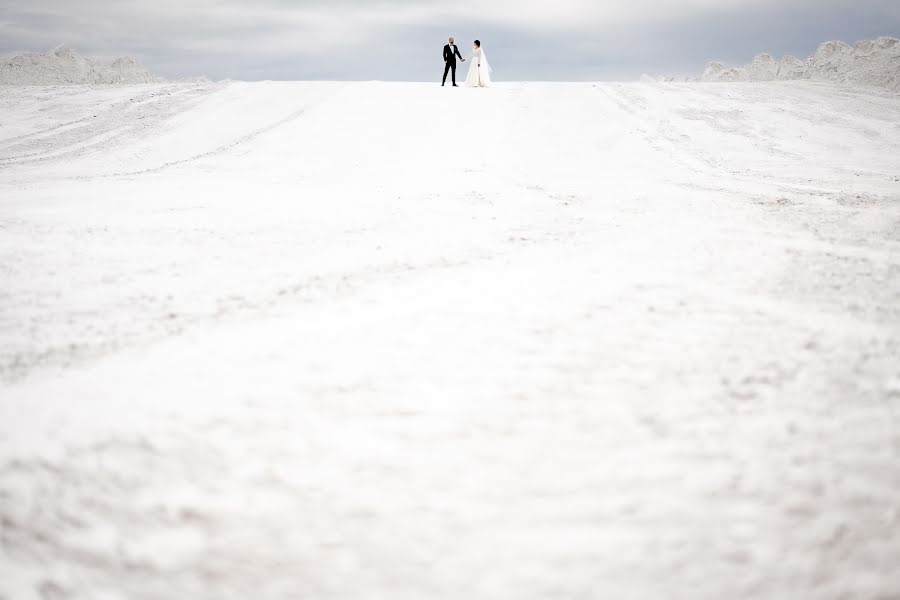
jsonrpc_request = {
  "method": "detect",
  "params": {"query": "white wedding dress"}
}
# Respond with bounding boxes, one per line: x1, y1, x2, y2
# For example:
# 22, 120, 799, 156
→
465, 47, 492, 87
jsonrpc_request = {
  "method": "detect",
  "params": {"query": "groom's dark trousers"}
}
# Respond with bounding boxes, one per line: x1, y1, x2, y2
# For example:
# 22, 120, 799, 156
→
443, 44, 463, 85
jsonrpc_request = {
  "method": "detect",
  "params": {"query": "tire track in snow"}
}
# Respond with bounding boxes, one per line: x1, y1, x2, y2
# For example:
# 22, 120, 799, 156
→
1, 100, 318, 185
0, 85, 218, 166
75, 105, 311, 181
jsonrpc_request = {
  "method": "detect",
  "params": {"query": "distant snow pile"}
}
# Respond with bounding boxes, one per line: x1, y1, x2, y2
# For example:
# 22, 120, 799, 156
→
0, 46, 161, 85
698, 37, 900, 91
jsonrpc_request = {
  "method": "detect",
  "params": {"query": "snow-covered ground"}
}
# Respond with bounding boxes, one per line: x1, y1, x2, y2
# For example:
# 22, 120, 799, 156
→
1, 80, 899, 599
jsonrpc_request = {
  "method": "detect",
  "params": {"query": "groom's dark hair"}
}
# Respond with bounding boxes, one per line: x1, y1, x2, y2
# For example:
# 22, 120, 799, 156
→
474, 40, 481, 47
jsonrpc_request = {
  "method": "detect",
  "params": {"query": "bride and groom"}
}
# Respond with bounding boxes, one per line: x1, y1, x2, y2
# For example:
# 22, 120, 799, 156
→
442, 37, 492, 87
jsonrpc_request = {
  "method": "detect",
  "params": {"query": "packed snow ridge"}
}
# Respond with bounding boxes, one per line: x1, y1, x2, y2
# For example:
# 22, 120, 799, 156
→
698, 36, 900, 91
0, 46, 161, 85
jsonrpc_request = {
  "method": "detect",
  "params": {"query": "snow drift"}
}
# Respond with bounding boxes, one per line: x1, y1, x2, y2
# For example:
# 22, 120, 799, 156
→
0, 46, 160, 85
697, 36, 900, 91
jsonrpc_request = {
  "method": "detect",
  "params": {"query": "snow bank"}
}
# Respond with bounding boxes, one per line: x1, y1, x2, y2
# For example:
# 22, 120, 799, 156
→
0, 46, 161, 85
697, 36, 900, 91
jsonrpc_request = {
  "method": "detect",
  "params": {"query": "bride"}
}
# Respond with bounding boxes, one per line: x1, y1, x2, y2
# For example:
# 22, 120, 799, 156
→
465, 40, 492, 87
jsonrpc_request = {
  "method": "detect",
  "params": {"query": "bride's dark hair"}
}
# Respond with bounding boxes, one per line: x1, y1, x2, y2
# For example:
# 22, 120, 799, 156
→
474, 40, 481, 47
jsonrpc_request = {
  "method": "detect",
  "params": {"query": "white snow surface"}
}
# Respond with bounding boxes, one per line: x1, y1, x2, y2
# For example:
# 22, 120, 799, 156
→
0, 46, 160, 85
697, 37, 900, 91
1, 80, 900, 599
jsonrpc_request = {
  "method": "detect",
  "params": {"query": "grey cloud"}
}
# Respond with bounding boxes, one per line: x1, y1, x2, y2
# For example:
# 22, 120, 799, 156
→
1, 0, 897, 81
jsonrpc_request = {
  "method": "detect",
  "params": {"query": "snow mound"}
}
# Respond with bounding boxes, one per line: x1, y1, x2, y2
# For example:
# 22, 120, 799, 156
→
0, 46, 161, 85
697, 36, 900, 91
747, 53, 778, 81
777, 55, 807, 80
701, 61, 746, 82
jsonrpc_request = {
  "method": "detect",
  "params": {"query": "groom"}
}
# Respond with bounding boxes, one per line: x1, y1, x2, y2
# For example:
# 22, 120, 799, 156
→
442, 36, 465, 86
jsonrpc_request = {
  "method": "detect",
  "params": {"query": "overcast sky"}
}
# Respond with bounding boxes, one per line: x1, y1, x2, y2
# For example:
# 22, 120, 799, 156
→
1, 0, 898, 81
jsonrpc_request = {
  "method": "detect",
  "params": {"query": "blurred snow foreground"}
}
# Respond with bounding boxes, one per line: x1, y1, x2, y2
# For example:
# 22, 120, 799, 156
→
1, 79, 899, 600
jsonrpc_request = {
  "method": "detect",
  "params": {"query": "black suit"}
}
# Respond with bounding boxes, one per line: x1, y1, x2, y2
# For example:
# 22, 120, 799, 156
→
443, 44, 463, 85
